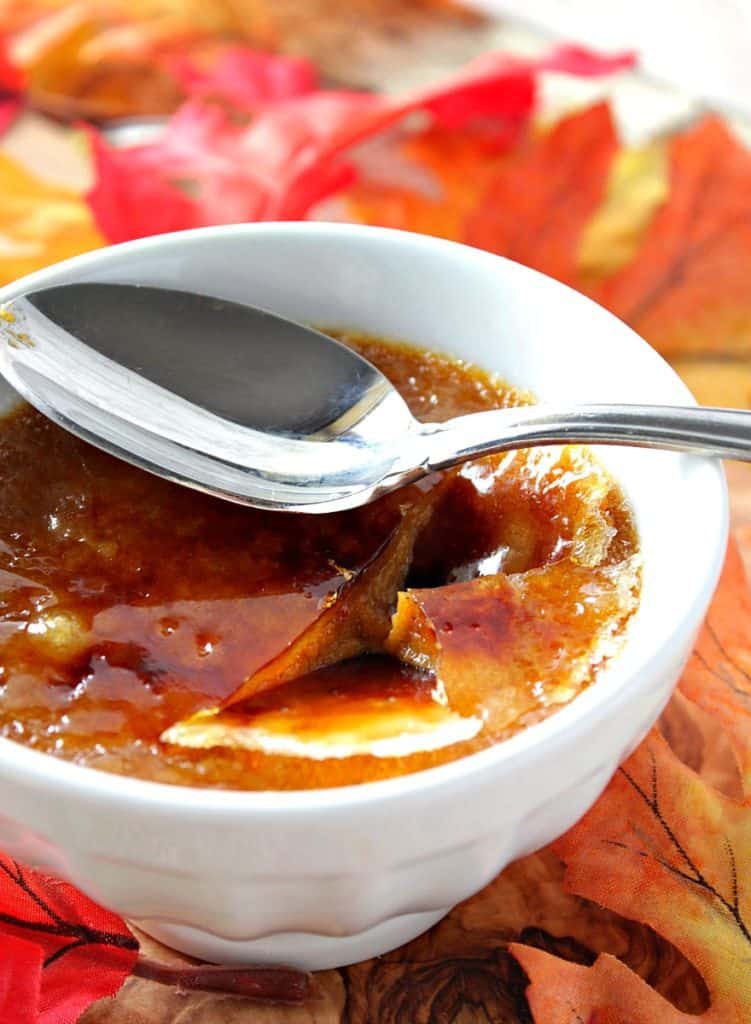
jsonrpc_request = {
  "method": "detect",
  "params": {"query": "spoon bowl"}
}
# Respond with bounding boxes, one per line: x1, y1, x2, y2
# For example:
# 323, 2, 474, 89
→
0, 283, 418, 510
0, 280, 750, 512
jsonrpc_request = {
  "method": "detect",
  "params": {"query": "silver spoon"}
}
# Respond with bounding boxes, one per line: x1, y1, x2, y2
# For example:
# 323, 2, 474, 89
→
0, 282, 748, 513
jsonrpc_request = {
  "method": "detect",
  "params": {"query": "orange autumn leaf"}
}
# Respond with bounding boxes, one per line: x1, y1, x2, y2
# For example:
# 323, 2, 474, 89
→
0, 0, 241, 39
8, 4, 197, 119
87, 0, 274, 39
348, 111, 667, 281
0, 0, 479, 122
514, 945, 704, 1024
349, 129, 509, 240
347, 128, 512, 241
518, 729, 751, 1021
679, 542, 751, 792
556, 734, 751, 1005
463, 101, 618, 286
0, 150, 104, 286
511, 542, 751, 1022
74, 0, 478, 56
593, 116, 751, 358
6, 2, 270, 123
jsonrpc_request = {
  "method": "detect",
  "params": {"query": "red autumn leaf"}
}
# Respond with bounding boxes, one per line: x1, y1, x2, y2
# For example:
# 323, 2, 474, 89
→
85, 121, 201, 242
404, 55, 533, 141
84, 90, 379, 240
0, 32, 23, 96
592, 115, 751, 357
85, 94, 371, 239
421, 44, 632, 134
86, 44, 632, 242
261, 45, 632, 219
540, 43, 636, 76
464, 101, 619, 286
0, 853, 138, 1024
0, 97, 20, 133
239, 89, 384, 220
391, 45, 632, 135
0, 33, 24, 134
168, 45, 319, 110
0, 934, 42, 1024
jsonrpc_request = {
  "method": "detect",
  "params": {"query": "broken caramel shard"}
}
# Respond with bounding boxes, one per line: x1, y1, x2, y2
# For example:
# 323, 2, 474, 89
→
225, 496, 436, 706
163, 495, 439, 748
387, 558, 640, 725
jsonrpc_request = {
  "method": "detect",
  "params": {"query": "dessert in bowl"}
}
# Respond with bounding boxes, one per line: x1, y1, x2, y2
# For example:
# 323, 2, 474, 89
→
0, 224, 727, 969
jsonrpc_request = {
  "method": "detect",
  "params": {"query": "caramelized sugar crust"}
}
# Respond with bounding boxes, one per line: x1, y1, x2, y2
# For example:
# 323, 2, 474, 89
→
0, 333, 639, 788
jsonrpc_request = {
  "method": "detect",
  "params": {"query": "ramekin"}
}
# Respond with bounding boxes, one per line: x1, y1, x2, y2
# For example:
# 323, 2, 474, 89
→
0, 224, 727, 969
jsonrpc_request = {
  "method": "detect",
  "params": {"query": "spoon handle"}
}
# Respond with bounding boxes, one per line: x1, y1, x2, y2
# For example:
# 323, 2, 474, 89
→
423, 404, 751, 471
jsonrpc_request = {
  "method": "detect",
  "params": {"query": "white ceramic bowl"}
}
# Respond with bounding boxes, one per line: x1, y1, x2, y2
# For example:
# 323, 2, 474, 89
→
0, 224, 727, 970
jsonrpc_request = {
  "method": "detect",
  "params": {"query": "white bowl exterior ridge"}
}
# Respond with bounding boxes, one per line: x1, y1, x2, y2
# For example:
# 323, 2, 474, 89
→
0, 224, 727, 969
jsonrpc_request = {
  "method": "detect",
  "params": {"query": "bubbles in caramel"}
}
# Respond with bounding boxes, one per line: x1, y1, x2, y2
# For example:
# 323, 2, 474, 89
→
0, 333, 639, 789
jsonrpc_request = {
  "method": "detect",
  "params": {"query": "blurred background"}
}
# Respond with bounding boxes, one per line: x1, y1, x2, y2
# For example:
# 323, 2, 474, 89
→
479, 0, 751, 115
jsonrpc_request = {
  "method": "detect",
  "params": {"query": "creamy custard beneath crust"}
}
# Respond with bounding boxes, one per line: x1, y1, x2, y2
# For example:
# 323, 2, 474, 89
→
0, 333, 639, 789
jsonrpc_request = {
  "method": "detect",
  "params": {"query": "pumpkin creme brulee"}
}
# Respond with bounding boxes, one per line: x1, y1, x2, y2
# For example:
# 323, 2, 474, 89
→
0, 332, 639, 790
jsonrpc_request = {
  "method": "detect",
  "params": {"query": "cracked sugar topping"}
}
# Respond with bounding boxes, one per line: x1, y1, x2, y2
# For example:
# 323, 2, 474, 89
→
0, 332, 638, 789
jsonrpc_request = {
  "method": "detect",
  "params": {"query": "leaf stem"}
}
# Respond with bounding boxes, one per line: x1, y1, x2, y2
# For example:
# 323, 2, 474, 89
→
131, 956, 312, 1003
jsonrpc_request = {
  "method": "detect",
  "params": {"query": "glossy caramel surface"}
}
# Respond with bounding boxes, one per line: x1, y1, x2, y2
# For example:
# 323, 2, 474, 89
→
0, 334, 639, 789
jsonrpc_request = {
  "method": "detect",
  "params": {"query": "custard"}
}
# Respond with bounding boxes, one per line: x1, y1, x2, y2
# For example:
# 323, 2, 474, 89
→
0, 333, 639, 789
